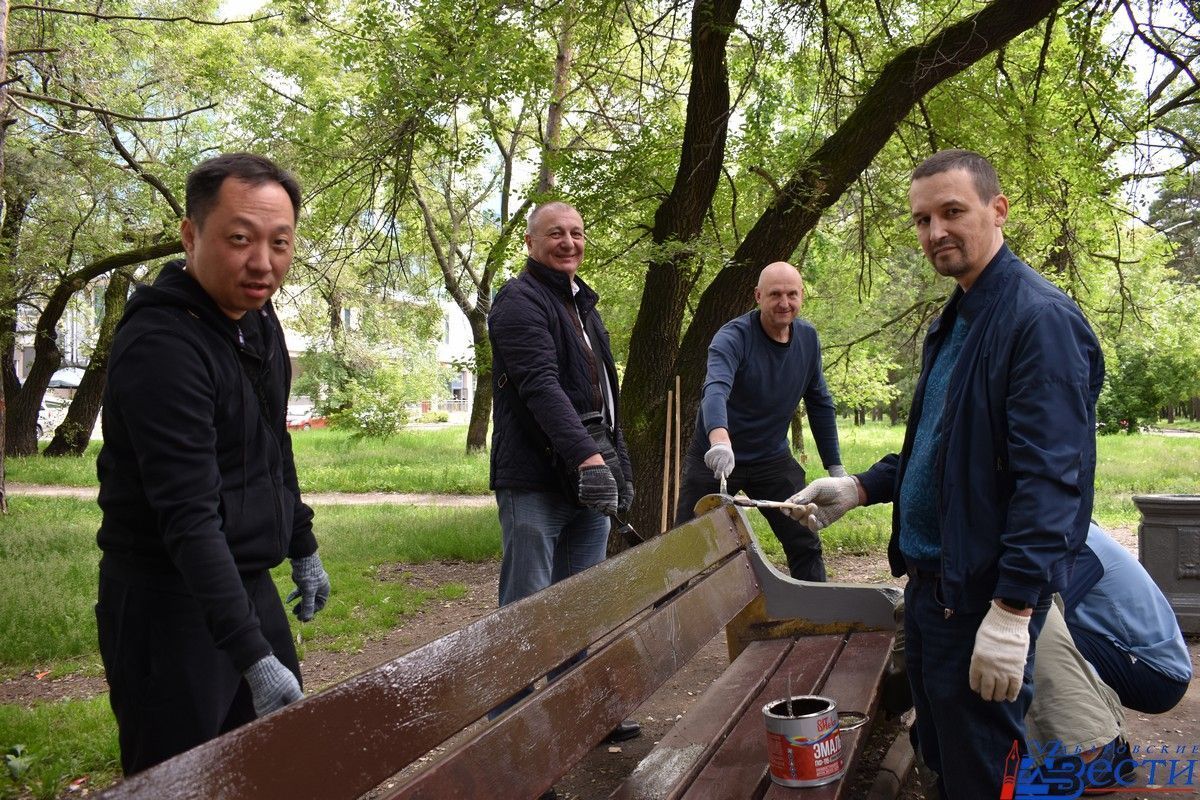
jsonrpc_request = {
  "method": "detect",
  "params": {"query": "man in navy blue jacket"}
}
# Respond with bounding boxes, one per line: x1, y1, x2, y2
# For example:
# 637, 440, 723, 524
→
789, 150, 1104, 798
674, 261, 844, 581
487, 201, 639, 747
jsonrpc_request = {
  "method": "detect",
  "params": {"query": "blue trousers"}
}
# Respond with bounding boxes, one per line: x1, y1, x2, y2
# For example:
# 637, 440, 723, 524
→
1068, 624, 1190, 714
490, 488, 610, 718
905, 574, 1050, 799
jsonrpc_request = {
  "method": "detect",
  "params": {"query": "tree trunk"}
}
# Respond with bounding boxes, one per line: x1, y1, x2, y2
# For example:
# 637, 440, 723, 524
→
0, 0, 14, 509
0, 187, 29, 415
537, 9, 574, 194
45, 272, 130, 456
5, 241, 182, 455
654, 0, 1060, 483
621, 0, 742, 538
464, 311, 491, 452
790, 407, 806, 454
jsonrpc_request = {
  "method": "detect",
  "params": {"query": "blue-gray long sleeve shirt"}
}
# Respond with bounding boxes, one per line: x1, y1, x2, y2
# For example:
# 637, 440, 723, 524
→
691, 310, 841, 467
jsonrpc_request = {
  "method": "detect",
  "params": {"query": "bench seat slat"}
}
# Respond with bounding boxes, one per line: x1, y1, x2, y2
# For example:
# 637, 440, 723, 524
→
610, 639, 791, 800
97, 511, 745, 800
383, 552, 762, 800
765, 630, 893, 800
677, 635, 845, 800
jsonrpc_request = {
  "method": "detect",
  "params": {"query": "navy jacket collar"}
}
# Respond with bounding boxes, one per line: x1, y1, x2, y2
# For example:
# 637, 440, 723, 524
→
524, 256, 598, 311
955, 243, 1017, 324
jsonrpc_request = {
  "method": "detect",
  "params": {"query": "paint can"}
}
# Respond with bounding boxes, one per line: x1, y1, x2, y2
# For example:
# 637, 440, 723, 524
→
762, 694, 845, 787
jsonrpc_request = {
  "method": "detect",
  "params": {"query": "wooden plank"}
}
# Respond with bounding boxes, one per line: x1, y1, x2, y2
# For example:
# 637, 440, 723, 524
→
611, 639, 791, 800
763, 631, 894, 800
678, 635, 846, 800
96, 507, 747, 800
382, 553, 763, 800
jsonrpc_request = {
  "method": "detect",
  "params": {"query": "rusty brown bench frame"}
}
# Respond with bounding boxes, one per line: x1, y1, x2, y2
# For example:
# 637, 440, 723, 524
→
98, 497, 900, 800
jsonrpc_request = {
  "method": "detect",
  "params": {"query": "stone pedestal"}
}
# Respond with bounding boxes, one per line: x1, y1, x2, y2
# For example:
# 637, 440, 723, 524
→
1133, 494, 1200, 634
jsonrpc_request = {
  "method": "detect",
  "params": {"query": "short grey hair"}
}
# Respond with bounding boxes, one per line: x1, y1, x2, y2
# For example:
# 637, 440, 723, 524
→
525, 201, 580, 236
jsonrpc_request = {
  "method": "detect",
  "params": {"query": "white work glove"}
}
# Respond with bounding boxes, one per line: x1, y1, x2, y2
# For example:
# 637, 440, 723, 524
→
704, 442, 735, 481
969, 602, 1032, 702
244, 654, 303, 716
286, 553, 331, 622
784, 476, 861, 532
827, 464, 848, 478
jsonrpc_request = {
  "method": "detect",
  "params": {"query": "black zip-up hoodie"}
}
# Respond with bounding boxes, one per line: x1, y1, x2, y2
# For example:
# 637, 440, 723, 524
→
97, 260, 316, 670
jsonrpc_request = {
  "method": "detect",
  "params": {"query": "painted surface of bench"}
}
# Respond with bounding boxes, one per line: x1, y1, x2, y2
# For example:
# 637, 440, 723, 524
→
98, 498, 900, 800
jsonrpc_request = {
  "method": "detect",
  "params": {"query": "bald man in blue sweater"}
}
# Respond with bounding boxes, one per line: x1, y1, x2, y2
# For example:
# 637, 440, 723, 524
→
675, 262, 844, 581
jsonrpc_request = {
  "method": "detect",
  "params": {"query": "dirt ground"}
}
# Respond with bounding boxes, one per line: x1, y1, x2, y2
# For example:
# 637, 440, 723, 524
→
4, 525, 1199, 799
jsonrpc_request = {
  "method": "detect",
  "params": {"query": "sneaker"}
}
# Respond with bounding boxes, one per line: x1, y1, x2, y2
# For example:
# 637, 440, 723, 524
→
1084, 737, 1137, 794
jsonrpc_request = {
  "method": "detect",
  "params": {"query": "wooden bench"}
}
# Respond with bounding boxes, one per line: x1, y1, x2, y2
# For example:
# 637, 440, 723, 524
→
99, 496, 901, 800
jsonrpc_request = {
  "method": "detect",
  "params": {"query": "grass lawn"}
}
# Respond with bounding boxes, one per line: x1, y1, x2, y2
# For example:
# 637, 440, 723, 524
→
1154, 418, 1200, 433
6, 426, 492, 494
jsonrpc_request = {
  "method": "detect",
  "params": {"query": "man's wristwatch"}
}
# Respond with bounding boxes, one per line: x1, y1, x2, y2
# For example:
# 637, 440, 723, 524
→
996, 597, 1031, 611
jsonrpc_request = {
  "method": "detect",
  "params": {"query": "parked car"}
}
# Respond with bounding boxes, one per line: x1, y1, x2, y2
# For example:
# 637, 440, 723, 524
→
36, 398, 70, 439
286, 407, 328, 431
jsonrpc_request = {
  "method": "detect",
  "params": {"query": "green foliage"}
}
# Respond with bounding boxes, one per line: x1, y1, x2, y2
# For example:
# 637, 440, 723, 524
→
823, 349, 901, 418
418, 411, 450, 423
293, 297, 448, 440
4, 745, 32, 782
1096, 278, 1200, 434
1149, 167, 1200, 281
326, 365, 415, 440
0, 698, 120, 800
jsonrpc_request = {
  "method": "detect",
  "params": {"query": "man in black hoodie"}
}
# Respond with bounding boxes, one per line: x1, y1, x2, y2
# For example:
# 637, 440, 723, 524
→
487, 202, 639, 746
95, 153, 330, 774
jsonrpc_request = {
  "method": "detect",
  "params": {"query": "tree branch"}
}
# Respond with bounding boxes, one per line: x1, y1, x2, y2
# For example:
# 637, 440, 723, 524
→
8, 89, 215, 123
9, 6, 279, 25
98, 116, 184, 217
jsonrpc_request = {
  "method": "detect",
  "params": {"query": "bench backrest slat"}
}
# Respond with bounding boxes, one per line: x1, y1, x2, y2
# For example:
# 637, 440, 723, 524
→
381, 551, 762, 800
98, 506, 748, 800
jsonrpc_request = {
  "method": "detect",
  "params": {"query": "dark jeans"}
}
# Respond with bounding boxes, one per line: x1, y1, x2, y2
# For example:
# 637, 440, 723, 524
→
905, 573, 1050, 799
96, 569, 299, 775
1068, 624, 1190, 714
675, 451, 825, 581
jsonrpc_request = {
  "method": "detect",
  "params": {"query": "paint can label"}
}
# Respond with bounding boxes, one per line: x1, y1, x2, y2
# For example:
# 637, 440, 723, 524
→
762, 695, 846, 787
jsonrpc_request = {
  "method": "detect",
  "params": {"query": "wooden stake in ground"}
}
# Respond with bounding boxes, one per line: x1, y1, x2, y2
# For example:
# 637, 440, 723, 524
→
662, 389, 673, 534
673, 375, 681, 518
